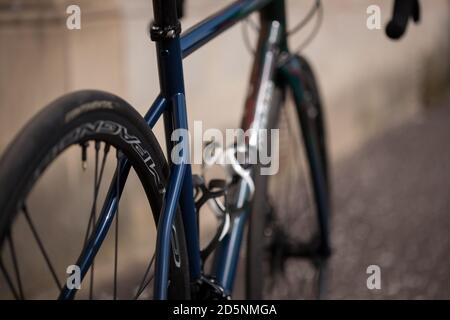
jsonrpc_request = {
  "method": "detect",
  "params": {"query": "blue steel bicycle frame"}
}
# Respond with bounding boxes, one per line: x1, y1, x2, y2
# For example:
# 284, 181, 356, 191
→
59, 0, 289, 300
150, 0, 290, 299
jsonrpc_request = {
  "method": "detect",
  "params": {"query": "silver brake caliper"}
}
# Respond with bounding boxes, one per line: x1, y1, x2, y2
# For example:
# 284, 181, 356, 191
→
194, 139, 255, 261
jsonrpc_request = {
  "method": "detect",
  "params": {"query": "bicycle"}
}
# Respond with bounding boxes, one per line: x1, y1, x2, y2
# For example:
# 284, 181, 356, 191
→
0, 0, 420, 300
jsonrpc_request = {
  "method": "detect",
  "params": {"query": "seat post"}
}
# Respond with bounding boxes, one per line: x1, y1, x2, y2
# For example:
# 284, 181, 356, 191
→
151, 0, 182, 41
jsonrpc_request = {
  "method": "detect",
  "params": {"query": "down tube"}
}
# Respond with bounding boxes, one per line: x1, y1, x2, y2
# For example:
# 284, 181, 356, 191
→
212, 181, 250, 295
212, 20, 283, 295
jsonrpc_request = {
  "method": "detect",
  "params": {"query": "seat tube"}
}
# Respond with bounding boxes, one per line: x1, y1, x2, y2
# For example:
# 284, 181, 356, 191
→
151, 0, 201, 299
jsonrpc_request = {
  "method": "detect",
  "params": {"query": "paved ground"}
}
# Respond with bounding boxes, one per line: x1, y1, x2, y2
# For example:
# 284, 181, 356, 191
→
325, 95, 450, 299
230, 95, 450, 300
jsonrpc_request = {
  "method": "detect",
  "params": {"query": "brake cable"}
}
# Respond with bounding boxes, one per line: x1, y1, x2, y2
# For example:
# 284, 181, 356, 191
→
242, 0, 323, 56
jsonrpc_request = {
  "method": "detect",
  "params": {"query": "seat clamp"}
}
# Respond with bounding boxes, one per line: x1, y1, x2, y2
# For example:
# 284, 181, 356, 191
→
149, 21, 182, 41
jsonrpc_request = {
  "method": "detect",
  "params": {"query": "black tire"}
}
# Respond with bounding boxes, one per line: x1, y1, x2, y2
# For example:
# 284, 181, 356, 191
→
0, 90, 190, 299
298, 56, 329, 187
246, 56, 330, 299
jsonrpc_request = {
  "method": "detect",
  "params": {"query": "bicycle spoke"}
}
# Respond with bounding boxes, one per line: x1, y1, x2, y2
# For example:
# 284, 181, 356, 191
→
135, 274, 154, 300
0, 257, 20, 299
22, 204, 62, 291
83, 143, 110, 247
284, 164, 299, 227
283, 107, 314, 227
113, 150, 120, 300
89, 142, 99, 299
80, 142, 109, 299
6, 231, 24, 299
134, 253, 155, 300
89, 143, 99, 300
81, 142, 89, 171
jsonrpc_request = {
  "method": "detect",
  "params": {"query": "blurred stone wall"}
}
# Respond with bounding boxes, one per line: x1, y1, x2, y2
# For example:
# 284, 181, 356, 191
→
1, 0, 449, 159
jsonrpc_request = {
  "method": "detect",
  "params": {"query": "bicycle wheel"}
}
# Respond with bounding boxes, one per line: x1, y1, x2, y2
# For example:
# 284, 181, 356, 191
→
246, 55, 330, 299
0, 90, 190, 299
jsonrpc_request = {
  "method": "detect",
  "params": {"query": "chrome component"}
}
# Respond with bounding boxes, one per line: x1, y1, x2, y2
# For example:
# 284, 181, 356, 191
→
249, 21, 282, 150
201, 140, 255, 210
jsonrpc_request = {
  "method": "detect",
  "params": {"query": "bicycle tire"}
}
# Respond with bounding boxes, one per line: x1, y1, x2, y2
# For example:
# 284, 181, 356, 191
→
0, 90, 190, 299
246, 55, 330, 299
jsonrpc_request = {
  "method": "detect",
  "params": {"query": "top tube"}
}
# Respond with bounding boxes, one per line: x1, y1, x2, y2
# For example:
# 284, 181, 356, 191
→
180, 0, 273, 58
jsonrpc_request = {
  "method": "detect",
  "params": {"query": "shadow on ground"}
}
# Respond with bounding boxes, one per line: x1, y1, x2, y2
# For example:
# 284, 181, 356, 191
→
326, 95, 450, 299
233, 94, 450, 299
